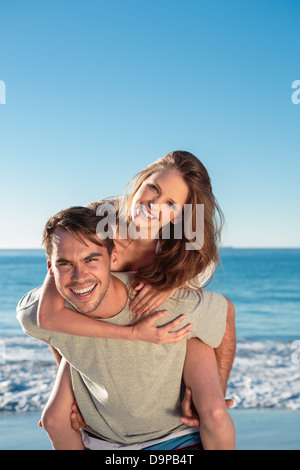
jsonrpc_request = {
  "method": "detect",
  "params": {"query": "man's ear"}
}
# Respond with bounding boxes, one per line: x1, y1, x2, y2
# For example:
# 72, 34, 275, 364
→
110, 247, 118, 269
46, 256, 54, 276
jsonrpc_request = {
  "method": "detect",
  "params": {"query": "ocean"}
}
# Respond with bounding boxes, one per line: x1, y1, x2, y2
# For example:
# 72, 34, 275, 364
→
0, 248, 300, 412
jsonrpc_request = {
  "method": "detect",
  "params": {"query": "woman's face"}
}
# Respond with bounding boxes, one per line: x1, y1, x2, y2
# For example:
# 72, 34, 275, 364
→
130, 169, 189, 238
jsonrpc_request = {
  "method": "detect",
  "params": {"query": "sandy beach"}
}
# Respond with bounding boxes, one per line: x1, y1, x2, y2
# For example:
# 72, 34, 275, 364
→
0, 409, 299, 450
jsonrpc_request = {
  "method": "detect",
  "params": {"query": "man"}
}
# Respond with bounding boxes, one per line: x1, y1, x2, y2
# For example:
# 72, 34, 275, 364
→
17, 206, 236, 450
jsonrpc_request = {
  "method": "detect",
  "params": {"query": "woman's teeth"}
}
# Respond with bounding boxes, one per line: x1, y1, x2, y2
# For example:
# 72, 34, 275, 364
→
141, 204, 156, 220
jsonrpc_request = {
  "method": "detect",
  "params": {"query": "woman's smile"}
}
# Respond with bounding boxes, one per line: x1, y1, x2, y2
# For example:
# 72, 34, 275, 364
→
137, 203, 158, 221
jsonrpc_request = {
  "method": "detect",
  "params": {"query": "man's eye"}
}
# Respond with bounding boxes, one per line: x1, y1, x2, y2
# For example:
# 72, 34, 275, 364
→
85, 258, 100, 264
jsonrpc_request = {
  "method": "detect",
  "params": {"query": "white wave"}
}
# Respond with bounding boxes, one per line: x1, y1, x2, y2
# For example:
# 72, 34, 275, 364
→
0, 337, 299, 412
227, 339, 300, 410
0, 337, 57, 412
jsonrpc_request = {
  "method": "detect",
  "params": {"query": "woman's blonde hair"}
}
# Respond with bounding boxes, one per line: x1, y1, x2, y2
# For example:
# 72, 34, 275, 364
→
121, 150, 224, 292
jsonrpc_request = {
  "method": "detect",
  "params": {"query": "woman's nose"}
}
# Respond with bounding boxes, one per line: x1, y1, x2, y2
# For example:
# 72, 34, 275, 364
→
149, 194, 162, 206
149, 201, 163, 221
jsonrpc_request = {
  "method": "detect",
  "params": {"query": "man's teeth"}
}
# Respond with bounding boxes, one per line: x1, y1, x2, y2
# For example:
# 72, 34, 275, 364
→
141, 204, 155, 220
71, 284, 96, 295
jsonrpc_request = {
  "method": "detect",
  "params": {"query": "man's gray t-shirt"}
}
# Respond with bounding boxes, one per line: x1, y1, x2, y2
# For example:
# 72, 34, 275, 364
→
17, 272, 228, 446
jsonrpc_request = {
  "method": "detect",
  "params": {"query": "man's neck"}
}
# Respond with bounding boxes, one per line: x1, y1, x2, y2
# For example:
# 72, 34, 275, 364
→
88, 275, 128, 319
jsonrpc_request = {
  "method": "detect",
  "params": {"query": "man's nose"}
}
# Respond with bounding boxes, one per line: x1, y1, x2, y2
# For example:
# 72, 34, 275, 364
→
71, 265, 87, 282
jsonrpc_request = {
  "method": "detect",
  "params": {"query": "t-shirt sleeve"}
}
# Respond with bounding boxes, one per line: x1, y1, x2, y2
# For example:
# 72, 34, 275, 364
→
16, 287, 53, 345
188, 290, 228, 348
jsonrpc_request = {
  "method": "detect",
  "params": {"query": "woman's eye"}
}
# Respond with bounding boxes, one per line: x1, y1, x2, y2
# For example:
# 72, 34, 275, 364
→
148, 184, 159, 192
167, 201, 179, 210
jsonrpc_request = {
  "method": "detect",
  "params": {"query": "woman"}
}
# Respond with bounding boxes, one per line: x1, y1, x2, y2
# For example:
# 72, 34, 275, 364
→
38, 150, 235, 449
38, 150, 222, 333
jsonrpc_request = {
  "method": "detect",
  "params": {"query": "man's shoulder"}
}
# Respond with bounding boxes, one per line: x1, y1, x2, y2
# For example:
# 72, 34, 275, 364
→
172, 288, 226, 305
164, 288, 228, 348
111, 272, 135, 287
16, 285, 52, 344
16, 286, 43, 312
169, 288, 203, 309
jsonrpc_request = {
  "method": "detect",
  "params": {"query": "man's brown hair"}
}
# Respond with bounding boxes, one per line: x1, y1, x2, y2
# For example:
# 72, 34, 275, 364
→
42, 206, 115, 257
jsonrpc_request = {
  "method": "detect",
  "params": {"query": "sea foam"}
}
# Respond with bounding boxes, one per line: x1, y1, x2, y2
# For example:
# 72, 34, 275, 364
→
0, 336, 299, 412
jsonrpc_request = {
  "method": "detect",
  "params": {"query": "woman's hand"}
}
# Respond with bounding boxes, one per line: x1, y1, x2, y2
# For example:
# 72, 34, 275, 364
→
131, 310, 192, 344
130, 282, 177, 315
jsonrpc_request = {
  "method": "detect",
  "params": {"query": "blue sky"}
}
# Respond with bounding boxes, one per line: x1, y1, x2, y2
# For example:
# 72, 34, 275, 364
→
0, 0, 299, 248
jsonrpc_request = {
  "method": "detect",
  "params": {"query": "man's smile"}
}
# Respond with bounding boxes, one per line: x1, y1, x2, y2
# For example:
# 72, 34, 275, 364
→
68, 283, 98, 299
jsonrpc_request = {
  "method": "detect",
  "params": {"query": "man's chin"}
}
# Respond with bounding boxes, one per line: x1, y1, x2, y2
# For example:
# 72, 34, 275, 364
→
58, 280, 109, 315
67, 299, 101, 315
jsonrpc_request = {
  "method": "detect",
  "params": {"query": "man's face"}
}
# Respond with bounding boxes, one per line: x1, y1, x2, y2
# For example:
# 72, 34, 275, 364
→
47, 228, 117, 314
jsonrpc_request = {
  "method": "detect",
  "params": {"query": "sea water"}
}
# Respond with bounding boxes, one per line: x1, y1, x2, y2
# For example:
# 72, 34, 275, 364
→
0, 248, 299, 412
